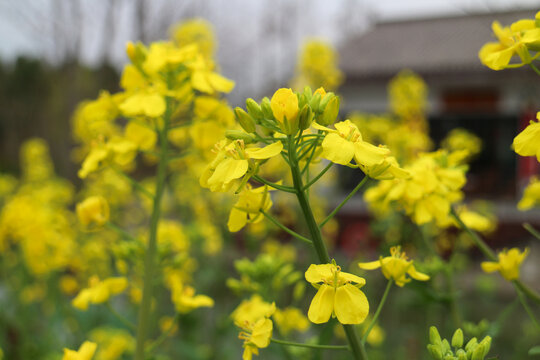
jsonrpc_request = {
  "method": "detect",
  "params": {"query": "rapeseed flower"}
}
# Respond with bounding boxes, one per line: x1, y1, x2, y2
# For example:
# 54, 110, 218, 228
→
358, 246, 429, 287
270, 88, 299, 134
513, 113, 540, 161
518, 177, 540, 210
76, 196, 110, 227
481, 248, 529, 281
63, 341, 97, 360
72, 276, 128, 310
305, 263, 369, 324
228, 185, 273, 232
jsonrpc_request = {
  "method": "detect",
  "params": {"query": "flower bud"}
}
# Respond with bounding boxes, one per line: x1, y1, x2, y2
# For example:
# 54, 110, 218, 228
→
319, 91, 335, 110
225, 130, 256, 144
427, 344, 443, 360
126, 41, 147, 66
319, 96, 340, 126
471, 345, 484, 360
76, 196, 110, 227
270, 88, 299, 134
298, 104, 313, 131
261, 97, 274, 119
234, 107, 256, 133
246, 98, 264, 123
478, 336, 491, 358
465, 337, 478, 352
429, 326, 442, 346
309, 92, 322, 113
456, 349, 467, 360
441, 339, 451, 354
451, 328, 464, 348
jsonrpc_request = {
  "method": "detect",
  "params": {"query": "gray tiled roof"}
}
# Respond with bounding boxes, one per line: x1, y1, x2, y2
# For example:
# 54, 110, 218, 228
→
339, 8, 539, 77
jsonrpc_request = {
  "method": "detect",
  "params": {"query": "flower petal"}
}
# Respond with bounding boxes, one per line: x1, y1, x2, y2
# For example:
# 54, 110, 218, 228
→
334, 284, 369, 324
305, 264, 334, 283
208, 158, 248, 186
308, 284, 335, 324
246, 142, 283, 159
321, 133, 355, 165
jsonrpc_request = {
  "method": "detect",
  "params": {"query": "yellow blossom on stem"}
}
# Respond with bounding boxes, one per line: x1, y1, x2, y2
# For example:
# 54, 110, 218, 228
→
358, 246, 429, 287
63, 341, 97, 360
231, 295, 276, 326
72, 276, 128, 311
170, 280, 214, 313
273, 307, 309, 335
513, 112, 540, 161
76, 196, 110, 227
270, 88, 299, 134
228, 184, 273, 232
518, 177, 540, 210
481, 248, 529, 281
313, 120, 391, 168
200, 139, 283, 192
305, 263, 369, 324
238, 318, 273, 360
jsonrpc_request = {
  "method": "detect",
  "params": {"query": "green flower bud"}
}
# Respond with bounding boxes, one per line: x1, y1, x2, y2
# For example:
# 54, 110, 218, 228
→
234, 107, 255, 133
298, 104, 313, 131
471, 345, 484, 360
441, 339, 451, 354
427, 344, 443, 360
452, 329, 464, 349
478, 336, 491, 358
234, 107, 256, 133
465, 337, 478, 352
443, 355, 455, 360
246, 98, 264, 122
261, 97, 274, 119
430, 326, 442, 346
319, 96, 340, 126
456, 349, 467, 360
225, 130, 256, 144
319, 92, 335, 110
309, 92, 322, 113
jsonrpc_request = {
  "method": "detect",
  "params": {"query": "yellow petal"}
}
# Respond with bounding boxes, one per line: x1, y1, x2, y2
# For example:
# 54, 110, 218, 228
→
339, 272, 366, 287
250, 318, 273, 348
305, 264, 334, 283
207, 72, 235, 93
481, 261, 500, 273
308, 284, 335, 324
407, 265, 430, 281
321, 133, 355, 165
228, 207, 247, 232
358, 260, 382, 270
246, 142, 283, 159
334, 284, 369, 324
208, 158, 248, 186
191, 71, 214, 93
353, 142, 390, 167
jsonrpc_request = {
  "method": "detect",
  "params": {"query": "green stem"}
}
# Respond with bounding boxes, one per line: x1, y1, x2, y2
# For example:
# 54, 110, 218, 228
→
530, 62, 540, 77
106, 302, 136, 331
445, 267, 462, 328
134, 99, 172, 360
261, 210, 312, 244
515, 286, 540, 332
111, 166, 154, 199
145, 314, 180, 355
105, 222, 137, 242
362, 280, 392, 344
271, 338, 349, 350
252, 175, 297, 193
320, 176, 369, 229
450, 207, 496, 261
524, 223, 540, 241
287, 135, 367, 360
452, 208, 540, 305
303, 162, 333, 190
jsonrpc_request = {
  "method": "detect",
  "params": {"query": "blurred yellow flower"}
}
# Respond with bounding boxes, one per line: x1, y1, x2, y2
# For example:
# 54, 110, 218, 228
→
481, 248, 529, 281
518, 177, 540, 210
273, 307, 309, 335
513, 113, 540, 161
358, 246, 429, 287
63, 341, 97, 360
72, 276, 128, 311
76, 196, 110, 227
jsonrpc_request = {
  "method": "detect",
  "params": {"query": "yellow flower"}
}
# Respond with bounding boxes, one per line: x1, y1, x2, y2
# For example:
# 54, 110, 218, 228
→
72, 276, 128, 310
76, 196, 109, 227
270, 88, 299, 134
231, 295, 276, 327
479, 20, 539, 70
273, 307, 309, 335
481, 248, 529, 281
305, 263, 369, 324
239, 318, 273, 360
313, 120, 391, 167
513, 113, 540, 161
171, 281, 214, 313
228, 184, 273, 232
172, 19, 215, 58
518, 177, 540, 210
119, 90, 166, 118
200, 139, 283, 192
358, 246, 429, 287
124, 122, 157, 151
63, 341, 97, 360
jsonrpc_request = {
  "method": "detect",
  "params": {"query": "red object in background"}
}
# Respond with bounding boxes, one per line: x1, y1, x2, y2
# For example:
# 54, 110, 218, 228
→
517, 107, 540, 189
339, 220, 371, 257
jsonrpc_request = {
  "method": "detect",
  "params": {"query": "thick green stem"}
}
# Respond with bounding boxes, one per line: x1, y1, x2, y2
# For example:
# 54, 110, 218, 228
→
134, 100, 171, 360
271, 338, 349, 350
287, 135, 368, 360
362, 280, 392, 344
